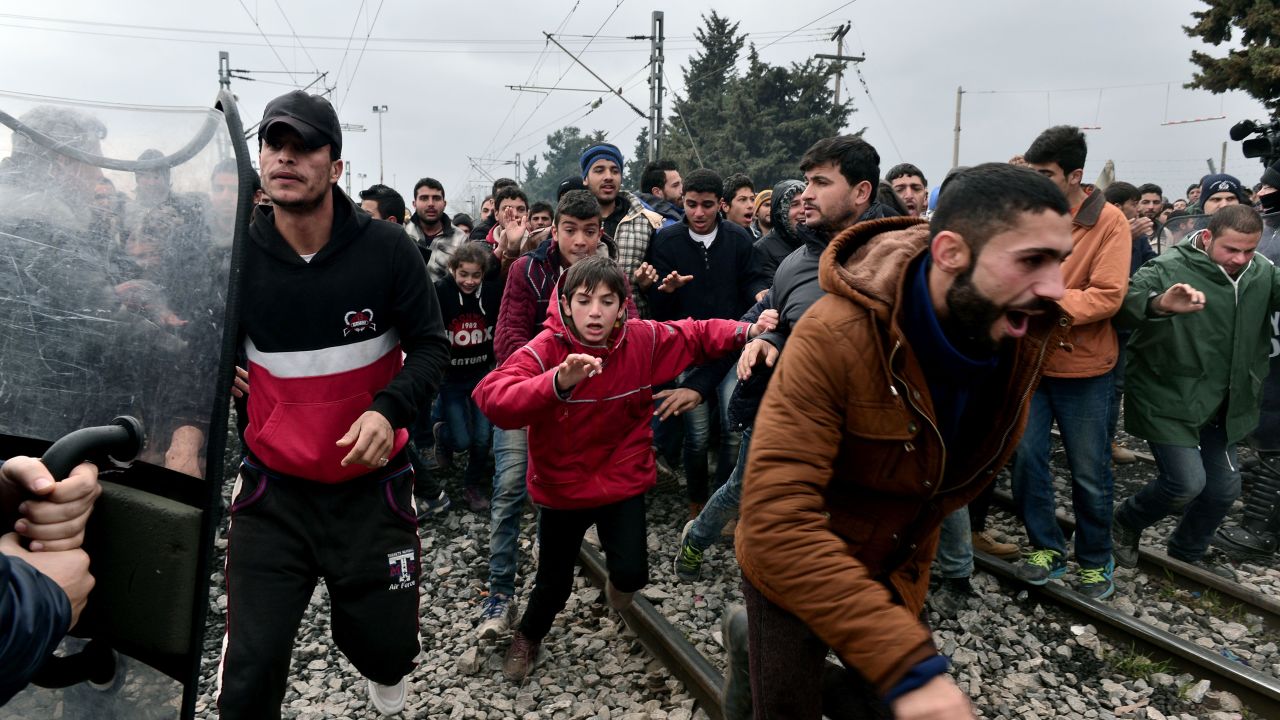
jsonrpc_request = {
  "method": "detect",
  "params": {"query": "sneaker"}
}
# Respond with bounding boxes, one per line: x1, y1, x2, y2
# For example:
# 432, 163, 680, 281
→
476, 593, 517, 640
1112, 442, 1137, 464
463, 486, 490, 513
721, 605, 752, 720
929, 576, 978, 620
584, 525, 601, 549
1077, 559, 1115, 600
503, 630, 542, 683
433, 421, 453, 470
366, 677, 406, 715
1112, 506, 1141, 569
1015, 548, 1067, 585
674, 519, 704, 583
415, 490, 450, 523
972, 530, 1019, 559
655, 451, 680, 491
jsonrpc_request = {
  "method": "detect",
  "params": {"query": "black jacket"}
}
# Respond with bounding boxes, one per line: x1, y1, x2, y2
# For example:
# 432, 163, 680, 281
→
752, 179, 807, 281
0, 552, 71, 705
644, 219, 770, 323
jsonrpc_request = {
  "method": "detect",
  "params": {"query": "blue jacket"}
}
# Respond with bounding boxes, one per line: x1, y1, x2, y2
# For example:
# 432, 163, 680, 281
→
1, 552, 71, 705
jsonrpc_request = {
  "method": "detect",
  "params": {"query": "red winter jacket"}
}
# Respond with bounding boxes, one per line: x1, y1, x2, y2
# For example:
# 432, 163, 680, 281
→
473, 282, 751, 510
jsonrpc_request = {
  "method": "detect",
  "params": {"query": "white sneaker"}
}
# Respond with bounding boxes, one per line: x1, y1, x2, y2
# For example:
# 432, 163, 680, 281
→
584, 525, 601, 549
366, 677, 406, 715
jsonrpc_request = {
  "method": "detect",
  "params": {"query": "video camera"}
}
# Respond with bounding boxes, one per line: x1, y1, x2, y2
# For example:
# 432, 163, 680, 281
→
1230, 117, 1280, 168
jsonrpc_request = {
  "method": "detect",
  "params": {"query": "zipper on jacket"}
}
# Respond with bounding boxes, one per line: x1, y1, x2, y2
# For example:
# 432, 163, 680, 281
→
887, 339, 945, 495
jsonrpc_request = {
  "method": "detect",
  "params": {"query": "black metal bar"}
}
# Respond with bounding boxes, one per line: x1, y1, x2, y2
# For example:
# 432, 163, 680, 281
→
578, 545, 725, 720
975, 549, 1280, 717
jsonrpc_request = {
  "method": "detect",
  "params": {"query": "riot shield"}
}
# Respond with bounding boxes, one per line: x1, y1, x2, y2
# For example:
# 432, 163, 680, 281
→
1155, 212, 1210, 254
0, 89, 249, 719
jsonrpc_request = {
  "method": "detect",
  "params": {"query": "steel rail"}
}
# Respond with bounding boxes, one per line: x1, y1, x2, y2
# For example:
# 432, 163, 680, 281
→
578, 544, 726, 720
975, 548, 1280, 717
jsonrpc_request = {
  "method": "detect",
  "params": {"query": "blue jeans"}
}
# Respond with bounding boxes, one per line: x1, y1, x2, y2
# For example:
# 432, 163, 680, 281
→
934, 506, 973, 579
688, 426, 752, 550
683, 367, 740, 504
488, 426, 528, 597
438, 378, 492, 487
1117, 421, 1241, 562
1011, 373, 1115, 569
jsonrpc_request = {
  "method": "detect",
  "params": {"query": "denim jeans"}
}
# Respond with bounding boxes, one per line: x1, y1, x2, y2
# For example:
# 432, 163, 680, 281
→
488, 426, 528, 597
1117, 421, 1242, 562
438, 377, 492, 488
1106, 330, 1131, 442
1011, 372, 1115, 569
683, 367, 741, 504
934, 506, 973, 579
688, 426, 752, 550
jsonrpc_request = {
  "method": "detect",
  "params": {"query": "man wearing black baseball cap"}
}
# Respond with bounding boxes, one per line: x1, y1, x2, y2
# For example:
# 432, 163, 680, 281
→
218, 90, 450, 718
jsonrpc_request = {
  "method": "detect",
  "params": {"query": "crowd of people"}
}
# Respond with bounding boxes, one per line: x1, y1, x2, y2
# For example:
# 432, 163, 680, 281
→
6, 86, 1280, 720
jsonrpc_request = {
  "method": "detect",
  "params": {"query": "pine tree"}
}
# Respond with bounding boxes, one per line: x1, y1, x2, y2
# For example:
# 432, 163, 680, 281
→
1185, 0, 1280, 114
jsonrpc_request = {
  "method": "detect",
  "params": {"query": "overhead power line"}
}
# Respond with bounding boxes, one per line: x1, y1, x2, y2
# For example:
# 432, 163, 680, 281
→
338, 0, 386, 113
236, 0, 299, 87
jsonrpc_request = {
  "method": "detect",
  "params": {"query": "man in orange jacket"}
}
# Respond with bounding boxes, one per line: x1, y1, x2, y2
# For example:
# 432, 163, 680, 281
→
1012, 125, 1132, 600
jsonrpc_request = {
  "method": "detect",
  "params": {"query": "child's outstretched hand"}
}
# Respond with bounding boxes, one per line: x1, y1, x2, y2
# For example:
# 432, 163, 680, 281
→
633, 262, 659, 290
748, 308, 779, 338
657, 270, 693, 293
555, 353, 603, 392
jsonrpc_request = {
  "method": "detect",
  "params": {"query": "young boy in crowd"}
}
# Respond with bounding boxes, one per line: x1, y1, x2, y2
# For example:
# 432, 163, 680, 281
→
474, 190, 637, 640
473, 256, 776, 682
433, 241, 503, 512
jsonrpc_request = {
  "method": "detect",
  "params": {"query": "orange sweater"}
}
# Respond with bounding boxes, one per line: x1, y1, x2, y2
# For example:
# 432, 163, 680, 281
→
1046, 187, 1130, 378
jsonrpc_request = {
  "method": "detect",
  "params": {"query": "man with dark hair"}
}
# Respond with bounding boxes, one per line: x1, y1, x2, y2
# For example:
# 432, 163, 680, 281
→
1114, 204, 1279, 580
528, 201, 553, 232
722, 173, 756, 232
1012, 125, 1131, 600
406, 177, 469, 283
580, 143, 665, 316
1137, 183, 1164, 225
1187, 183, 1202, 207
470, 179, 518, 241
886, 163, 929, 217
219, 91, 450, 717
359, 183, 406, 224
638, 159, 683, 223
737, 162, 1074, 719
639, 168, 769, 521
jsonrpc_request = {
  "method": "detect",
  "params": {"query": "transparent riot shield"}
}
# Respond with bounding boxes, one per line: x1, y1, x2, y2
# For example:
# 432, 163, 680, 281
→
0, 89, 249, 719
1155, 212, 1210, 254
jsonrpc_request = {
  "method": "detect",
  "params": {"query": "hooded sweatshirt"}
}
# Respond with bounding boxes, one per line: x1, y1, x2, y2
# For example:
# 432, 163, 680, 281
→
435, 273, 503, 383
473, 275, 752, 510
752, 179, 807, 280
241, 186, 451, 482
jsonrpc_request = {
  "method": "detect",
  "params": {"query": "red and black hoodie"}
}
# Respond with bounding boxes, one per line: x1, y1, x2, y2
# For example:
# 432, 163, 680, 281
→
434, 273, 502, 384
241, 187, 450, 483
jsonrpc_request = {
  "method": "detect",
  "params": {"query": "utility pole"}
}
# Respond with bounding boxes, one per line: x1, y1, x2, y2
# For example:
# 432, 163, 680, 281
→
345, 161, 352, 196
830, 23, 850, 105
373, 106, 386, 184
1221, 141, 1228, 173
647, 11, 665, 162
218, 51, 232, 90
339, 123, 366, 194
813, 25, 863, 111
952, 86, 964, 169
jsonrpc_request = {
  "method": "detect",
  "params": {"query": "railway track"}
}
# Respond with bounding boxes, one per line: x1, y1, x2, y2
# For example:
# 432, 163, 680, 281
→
578, 544, 726, 720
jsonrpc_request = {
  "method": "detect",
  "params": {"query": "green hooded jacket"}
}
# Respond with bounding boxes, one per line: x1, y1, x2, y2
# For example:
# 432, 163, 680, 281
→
1118, 231, 1280, 447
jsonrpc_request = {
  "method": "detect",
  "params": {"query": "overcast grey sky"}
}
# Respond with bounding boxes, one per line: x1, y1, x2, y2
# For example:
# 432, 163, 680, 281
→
0, 0, 1268, 213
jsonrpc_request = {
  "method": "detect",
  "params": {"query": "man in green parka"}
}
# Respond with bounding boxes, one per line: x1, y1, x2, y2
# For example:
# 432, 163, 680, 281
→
1112, 205, 1280, 579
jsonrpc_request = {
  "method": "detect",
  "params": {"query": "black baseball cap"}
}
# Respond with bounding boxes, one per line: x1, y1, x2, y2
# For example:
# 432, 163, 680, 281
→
557, 175, 586, 200
259, 90, 342, 156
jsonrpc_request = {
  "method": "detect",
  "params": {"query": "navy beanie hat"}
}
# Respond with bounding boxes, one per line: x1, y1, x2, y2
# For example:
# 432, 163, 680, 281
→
580, 143, 624, 178
1199, 173, 1243, 204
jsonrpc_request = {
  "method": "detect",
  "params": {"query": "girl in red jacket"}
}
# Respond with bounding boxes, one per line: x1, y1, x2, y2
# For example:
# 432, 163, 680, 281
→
472, 256, 775, 682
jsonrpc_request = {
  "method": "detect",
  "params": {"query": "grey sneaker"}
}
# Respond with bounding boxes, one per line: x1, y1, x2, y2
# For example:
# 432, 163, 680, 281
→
1112, 506, 1141, 569
1015, 548, 1067, 585
476, 593, 517, 639
673, 519, 704, 583
929, 576, 977, 620
366, 677, 406, 715
1077, 559, 1115, 601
